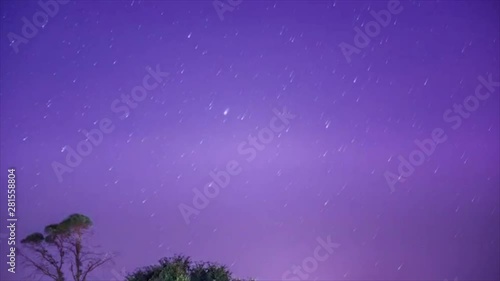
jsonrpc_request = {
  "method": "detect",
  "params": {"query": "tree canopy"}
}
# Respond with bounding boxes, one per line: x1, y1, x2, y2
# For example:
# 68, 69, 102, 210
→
21, 214, 253, 281
126, 255, 254, 281
19, 213, 111, 281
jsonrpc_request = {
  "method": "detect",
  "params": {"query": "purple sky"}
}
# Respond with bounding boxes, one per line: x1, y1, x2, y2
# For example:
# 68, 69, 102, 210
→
1, 0, 499, 280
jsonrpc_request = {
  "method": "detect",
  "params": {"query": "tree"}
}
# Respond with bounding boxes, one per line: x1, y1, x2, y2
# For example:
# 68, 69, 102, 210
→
19, 213, 112, 281
19, 232, 65, 281
126, 254, 254, 281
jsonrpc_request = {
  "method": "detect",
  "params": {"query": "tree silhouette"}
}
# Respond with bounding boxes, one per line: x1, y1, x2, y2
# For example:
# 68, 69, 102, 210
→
126, 254, 254, 281
19, 213, 112, 281
20, 231, 65, 281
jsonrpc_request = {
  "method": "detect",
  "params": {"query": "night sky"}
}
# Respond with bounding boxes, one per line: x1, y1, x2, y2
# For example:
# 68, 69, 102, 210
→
1, 0, 499, 280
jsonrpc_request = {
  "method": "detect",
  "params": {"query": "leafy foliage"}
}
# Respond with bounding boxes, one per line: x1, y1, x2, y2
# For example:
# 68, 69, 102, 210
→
126, 255, 253, 281
20, 232, 45, 244
60, 213, 93, 231
19, 213, 110, 281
